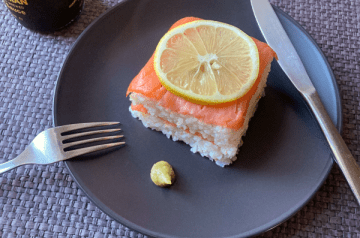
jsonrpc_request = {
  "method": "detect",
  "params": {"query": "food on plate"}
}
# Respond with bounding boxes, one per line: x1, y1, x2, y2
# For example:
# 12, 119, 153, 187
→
127, 17, 277, 167
150, 161, 176, 187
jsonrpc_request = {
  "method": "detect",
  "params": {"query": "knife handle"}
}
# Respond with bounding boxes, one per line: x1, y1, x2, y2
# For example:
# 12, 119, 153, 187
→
304, 90, 360, 204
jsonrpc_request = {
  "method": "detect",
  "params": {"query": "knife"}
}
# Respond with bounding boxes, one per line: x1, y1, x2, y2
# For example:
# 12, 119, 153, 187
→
251, 0, 360, 205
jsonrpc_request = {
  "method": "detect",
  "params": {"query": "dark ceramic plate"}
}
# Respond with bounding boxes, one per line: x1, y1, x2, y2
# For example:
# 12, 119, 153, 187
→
53, 0, 342, 237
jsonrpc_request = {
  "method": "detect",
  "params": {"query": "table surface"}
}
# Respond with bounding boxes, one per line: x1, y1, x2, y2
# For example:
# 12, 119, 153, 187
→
1, 0, 360, 237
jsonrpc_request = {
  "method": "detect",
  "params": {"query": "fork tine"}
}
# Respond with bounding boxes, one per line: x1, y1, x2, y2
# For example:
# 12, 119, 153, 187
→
63, 135, 124, 148
62, 128, 121, 140
65, 142, 125, 159
57, 122, 120, 134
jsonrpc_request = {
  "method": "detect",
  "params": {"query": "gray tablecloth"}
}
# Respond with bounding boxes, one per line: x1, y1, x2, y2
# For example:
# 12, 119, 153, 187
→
1, 0, 359, 237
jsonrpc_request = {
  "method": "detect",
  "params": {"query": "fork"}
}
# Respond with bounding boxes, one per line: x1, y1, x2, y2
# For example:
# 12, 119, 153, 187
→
0, 122, 125, 174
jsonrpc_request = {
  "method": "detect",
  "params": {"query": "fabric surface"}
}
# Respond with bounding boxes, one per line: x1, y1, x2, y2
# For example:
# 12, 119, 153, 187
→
0, 0, 359, 237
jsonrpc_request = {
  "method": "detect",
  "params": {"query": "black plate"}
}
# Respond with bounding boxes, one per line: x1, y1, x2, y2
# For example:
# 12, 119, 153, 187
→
53, 0, 342, 237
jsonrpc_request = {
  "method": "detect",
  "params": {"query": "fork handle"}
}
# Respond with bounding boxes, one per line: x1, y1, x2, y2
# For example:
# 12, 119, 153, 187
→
0, 147, 36, 174
0, 156, 26, 174
305, 90, 360, 205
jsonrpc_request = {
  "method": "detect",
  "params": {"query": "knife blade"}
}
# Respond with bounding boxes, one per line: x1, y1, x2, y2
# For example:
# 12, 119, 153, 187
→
251, 0, 360, 205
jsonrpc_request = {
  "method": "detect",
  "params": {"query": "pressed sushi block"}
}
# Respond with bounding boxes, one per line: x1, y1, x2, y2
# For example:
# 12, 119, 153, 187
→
127, 17, 277, 167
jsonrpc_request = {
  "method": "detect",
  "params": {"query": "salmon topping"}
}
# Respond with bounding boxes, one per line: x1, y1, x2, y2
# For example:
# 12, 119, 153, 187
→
127, 17, 277, 130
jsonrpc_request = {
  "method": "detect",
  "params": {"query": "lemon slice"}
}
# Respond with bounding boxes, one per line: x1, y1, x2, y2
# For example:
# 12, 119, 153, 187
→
153, 20, 260, 105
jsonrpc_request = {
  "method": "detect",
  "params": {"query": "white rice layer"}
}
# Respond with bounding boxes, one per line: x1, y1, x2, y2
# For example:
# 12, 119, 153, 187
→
129, 63, 271, 167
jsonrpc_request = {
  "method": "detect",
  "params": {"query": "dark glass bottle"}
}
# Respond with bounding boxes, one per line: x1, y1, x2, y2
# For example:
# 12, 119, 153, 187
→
3, 0, 84, 32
